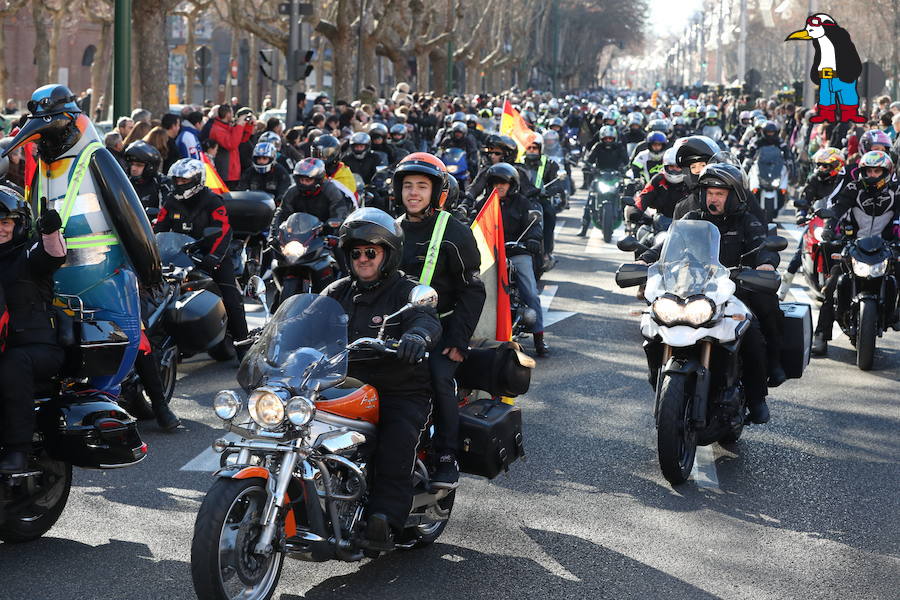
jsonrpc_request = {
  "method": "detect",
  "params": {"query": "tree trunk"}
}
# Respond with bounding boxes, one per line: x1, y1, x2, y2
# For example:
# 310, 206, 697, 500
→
184, 13, 197, 104
0, 22, 7, 103
361, 34, 378, 92
315, 36, 325, 92
90, 19, 113, 117
332, 35, 353, 101
132, 1, 169, 118
248, 33, 259, 111
130, 14, 141, 109
430, 48, 447, 96
224, 27, 239, 101
47, 9, 63, 83
33, 2, 50, 87
415, 51, 429, 93
465, 60, 479, 95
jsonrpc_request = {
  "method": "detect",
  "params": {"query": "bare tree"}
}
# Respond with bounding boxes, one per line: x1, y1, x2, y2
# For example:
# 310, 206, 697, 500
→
85, 0, 114, 117
132, 0, 180, 117
0, 0, 28, 101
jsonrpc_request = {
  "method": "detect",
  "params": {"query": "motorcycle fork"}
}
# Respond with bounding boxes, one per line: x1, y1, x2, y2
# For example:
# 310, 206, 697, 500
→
691, 342, 712, 427
254, 443, 301, 555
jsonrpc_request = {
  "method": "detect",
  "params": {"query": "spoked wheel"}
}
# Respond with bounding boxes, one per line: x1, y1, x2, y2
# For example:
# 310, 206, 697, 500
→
656, 373, 697, 486
191, 478, 284, 600
0, 451, 72, 543
856, 298, 878, 371
120, 342, 179, 420
396, 489, 456, 549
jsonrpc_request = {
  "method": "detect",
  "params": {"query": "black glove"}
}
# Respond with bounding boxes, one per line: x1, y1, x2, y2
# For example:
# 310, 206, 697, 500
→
37, 208, 62, 234
794, 213, 807, 225
526, 239, 542, 255
198, 254, 220, 273
821, 228, 836, 242
396, 333, 427, 364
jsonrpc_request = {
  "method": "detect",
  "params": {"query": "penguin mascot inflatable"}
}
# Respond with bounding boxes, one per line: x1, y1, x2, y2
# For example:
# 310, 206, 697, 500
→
785, 13, 864, 124
1, 84, 162, 393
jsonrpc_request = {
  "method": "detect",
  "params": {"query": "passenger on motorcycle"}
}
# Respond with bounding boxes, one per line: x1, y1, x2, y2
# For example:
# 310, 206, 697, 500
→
395, 153, 485, 489
579, 126, 629, 236
0, 188, 67, 473
389, 123, 417, 157
368, 123, 400, 166
257, 130, 295, 174
342, 132, 384, 185
630, 131, 668, 185
236, 141, 291, 204
812, 151, 900, 355
156, 158, 250, 361
125, 140, 175, 212
634, 146, 688, 219
323, 207, 442, 552
467, 135, 537, 209
639, 164, 781, 423
476, 163, 549, 356
780, 148, 848, 295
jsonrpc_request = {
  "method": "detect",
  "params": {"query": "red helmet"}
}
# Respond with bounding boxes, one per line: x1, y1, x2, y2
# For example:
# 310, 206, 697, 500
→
392, 152, 449, 209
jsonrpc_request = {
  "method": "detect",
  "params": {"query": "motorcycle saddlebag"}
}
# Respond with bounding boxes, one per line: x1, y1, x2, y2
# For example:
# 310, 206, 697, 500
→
36, 397, 147, 468
454, 342, 535, 398
163, 289, 227, 353
457, 398, 525, 479
779, 302, 812, 379
222, 191, 276, 236
75, 319, 131, 377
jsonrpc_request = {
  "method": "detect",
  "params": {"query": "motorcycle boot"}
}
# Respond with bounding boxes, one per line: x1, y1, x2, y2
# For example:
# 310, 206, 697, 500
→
811, 332, 828, 356
778, 270, 794, 301
747, 398, 771, 424
0, 449, 28, 475
360, 513, 395, 553
534, 332, 550, 357
431, 454, 459, 489
152, 397, 180, 431
577, 215, 589, 237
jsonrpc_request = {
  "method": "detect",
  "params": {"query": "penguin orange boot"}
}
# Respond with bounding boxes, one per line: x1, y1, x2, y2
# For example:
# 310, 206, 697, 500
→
809, 104, 836, 123
839, 104, 866, 123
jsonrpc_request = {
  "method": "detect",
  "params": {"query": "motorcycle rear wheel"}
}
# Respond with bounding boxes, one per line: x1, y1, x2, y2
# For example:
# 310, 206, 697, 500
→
657, 373, 697, 486
0, 452, 72, 543
120, 342, 179, 420
191, 478, 284, 600
856, 298, 878, 371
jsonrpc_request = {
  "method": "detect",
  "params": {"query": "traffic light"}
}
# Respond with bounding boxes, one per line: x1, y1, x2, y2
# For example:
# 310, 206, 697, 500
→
259, 49, 275, 81
291, 49, 314, 81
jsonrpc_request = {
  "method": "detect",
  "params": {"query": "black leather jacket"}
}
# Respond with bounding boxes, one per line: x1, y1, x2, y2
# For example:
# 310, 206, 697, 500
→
154, 187, 233, 266
0, 235, 65, 347
236, 164, 291, 203
271, 180, 350, 234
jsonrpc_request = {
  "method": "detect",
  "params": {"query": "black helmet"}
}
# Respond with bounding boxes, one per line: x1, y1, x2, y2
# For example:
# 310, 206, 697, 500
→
389, 123, 407, 140
675, 135, 721, 187
292, 157, 327, 196
444, 172, 460, 209
697, 163, 750, 216
761, 120, 779, 140
312, 134, 341, 172
485, 162, 520, 195
339, 207, 404, 280
124, 140, 162, 181
368, 122, 389, 141
0, 185, 32, 246
484, 134, 518, 163
348, 132, 371, 159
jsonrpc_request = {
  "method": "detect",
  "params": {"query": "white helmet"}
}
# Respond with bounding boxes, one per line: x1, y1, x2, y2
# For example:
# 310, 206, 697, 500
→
168, 158, 206, 200
662, 147, 685, 184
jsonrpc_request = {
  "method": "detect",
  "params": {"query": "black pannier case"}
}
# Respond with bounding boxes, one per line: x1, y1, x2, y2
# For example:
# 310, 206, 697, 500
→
222, 191, 276, 236
457, 398, 525, 479
780, 302, 812, 379
164, 289, 227, 353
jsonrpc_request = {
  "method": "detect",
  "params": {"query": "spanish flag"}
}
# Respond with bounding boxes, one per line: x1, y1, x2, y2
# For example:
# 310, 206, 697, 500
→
500, 99, 538, 162
201, 152, 229, 195
470, 189, 512, 342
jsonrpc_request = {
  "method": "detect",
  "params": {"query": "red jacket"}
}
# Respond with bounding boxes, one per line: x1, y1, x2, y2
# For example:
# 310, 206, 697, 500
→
209, 118, 252, 181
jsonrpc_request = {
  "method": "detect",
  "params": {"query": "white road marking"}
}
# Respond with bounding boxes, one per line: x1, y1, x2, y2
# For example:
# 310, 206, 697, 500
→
539, 284, 576, 329
789, 285, 840, 339
690, 445, 721, 491
554, 219, 566, 241
782, 222, 804, 242
585, 223, 625, 254
180, 432, 241, 472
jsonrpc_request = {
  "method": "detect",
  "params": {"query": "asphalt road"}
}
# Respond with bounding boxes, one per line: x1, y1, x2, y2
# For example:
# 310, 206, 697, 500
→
1, 179, 898, 600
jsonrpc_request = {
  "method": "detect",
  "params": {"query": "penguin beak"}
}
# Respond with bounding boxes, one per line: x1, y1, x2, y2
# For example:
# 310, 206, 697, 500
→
785, 29, 812, 41
1, 114, 69, 157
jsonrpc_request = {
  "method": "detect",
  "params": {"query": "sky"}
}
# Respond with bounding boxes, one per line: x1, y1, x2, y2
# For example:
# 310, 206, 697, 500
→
649, 0, 705, 36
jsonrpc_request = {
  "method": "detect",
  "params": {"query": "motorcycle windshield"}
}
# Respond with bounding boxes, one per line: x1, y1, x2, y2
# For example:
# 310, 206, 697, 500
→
277, 212, 322, 246
656, 220, 728, 298
156, 232, 197, 268
441, 148, 467, 172
237, 294, 349, 392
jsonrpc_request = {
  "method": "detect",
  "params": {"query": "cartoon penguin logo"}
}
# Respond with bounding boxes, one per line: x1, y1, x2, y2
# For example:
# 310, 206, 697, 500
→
785, 13, 864, 124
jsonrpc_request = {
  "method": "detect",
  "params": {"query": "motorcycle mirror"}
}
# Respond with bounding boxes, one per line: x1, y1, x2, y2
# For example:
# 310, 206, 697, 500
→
246, 275, 266, 299
615, 263, 648, 288
408, 284, 438, 308
816, 208, 835, 219
616, 235, 641, 252
764, 236, 788, 252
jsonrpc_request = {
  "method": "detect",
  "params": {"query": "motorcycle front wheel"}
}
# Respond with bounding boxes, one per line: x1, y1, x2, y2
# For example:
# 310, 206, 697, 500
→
856, 298, 878, 371
191, 478, 284, 600
600, 202, 616, 243
657, 373, 697, 486
0, 451, 72, 543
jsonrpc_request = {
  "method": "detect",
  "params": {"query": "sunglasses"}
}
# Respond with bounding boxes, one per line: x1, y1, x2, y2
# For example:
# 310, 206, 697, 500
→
350, 248, 381, 260
484, 150, 503, 156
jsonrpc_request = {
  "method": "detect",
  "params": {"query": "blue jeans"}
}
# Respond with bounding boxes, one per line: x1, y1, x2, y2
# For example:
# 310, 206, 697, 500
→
510, 254, 543, 332
818, 77, 859, 106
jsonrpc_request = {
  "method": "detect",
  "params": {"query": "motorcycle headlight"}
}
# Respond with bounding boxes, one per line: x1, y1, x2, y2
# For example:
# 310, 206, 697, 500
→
851, 258, 888, 278
652, 296, 715, 326
282, 240, 307, 260
286, 396, 316, 426
597, 182, 614, 193
772, 178, 780, 187
213, 390, 242, 421
447, 164, 459, 173
813, 226, 824, 242
248, 387, 287, 429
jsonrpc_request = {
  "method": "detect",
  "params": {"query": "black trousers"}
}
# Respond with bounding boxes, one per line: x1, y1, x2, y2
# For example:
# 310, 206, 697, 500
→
428, 338, 461, 458
368, 393, 430, 531
541, 201, 557, 254
0, 344, 65, 450
737, 288, 784, 371
212, 259, 249, 342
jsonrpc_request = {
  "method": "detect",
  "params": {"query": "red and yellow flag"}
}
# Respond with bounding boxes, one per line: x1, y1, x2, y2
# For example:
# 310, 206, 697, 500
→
201, 152, 229, 195
470, 189, 512, 342
500, 99, 538, 162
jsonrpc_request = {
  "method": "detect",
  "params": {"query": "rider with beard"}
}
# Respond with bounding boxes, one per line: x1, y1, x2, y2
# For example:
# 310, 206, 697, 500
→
125, 140, 174, 212
155, 158, 249, 360
395, 152, 485, 489
779, 148, 848, 297
236, 141, 291, 203
342, 132, 383, 185
520, 134, 566, 265
323, 207, 441, 552
579, 126, 629, 236
0, 188, 67, 473
639, 164, 780, 424
812, 151, 900, 355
